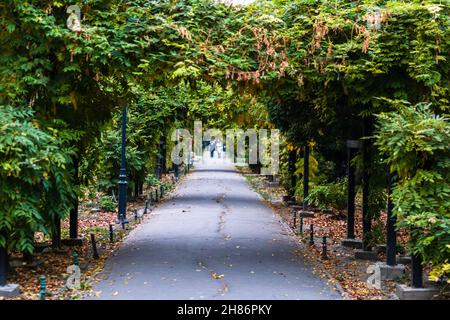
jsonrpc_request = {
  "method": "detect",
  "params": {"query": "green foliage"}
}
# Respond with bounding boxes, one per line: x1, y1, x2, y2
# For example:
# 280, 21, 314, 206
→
375, 102, 450, 281
306, 178, 348, 213
365, 225, 385, 248
144, 174, 160, 188
0, 106, 75, 253
99, 195, 117, 212
94, 122, 146, 192
0, 0, 449, 284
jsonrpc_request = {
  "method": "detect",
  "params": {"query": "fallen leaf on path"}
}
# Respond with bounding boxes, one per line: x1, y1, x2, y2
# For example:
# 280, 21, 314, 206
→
211, 272, 224, 279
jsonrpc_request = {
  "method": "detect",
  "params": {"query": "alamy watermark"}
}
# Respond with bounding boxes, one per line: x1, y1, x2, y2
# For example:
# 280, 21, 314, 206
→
366, 264, 382, 290
65, 264, 81, 290
171, 121, 280, 175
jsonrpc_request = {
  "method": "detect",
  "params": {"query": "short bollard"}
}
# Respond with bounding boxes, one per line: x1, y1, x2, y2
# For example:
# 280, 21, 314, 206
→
322, 236, 328, 260
150, 192, 154, 204
72, 251, 79, 266
309, 224, 314, 245
155, 190, 159, 202
292, 209, 297, 229
134, 209, 138, 222
144, 200, 149, 214
109, 224, 114, 243
90, 234, 99, 259
39, 275, 47, 300
299, 217, 304, 235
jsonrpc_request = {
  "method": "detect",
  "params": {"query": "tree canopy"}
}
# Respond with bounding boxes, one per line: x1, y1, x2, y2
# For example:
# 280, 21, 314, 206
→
1, 0, 449, 282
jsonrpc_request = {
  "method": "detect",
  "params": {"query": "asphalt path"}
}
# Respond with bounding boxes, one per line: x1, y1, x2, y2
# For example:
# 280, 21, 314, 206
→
86, 155, 341, 300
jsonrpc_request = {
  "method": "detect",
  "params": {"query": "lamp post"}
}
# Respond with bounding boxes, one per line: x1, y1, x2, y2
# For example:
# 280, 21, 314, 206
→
0, 246, 6, 286
288, 149, 297, 200
302, 144, 310, 210
346, 140, 360, 239
117, 104, 128, 225
386, 173, 397, 266
174, 128, 179, 179
187, 135, 191, 171
362, 117, 373, 251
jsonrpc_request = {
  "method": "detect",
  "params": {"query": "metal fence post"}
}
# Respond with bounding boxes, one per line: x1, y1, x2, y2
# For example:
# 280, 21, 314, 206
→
39, 275, 46, 300
292, 209, 297, 229
322, 236, 328, 259
109, 224, 114, 243
90, 234, 99, 259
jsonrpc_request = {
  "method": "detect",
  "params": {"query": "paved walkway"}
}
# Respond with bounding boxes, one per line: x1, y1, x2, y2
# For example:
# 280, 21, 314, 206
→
86, 155, 341, 300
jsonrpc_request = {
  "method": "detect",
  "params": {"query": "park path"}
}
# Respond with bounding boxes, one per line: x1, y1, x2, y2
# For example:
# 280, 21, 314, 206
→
85, 154, 342, 300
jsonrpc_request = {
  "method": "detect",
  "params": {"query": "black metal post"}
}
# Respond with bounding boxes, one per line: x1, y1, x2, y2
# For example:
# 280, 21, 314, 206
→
309, 224, 314, 245
90, 234, 99, 259
346, 140, 358, 239
144, 200, 149, 215
72, 251, 79, 266
156, 136, 166, 180
411, 254, 423, 288
109, 224, 114, 243
322, 236, 328, 260
187, 135, 191, 171
303, 144, 310, 210
174, 129, 179, 179
386, 173, 397, 266
362, 118, 373, 251
52, 217, 61, 248
69, 157, 79, 239
0, 245, 7, 286
288, 149, 297, 199
299, 217, 303, 235
161, 136, 167, 175
39, 275, 46, 300
292, 209, 297, 229
117, 104, 128, 225
134, 209, 138, 222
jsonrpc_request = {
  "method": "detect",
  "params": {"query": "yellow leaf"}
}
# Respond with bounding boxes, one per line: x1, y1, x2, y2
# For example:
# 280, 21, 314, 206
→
211, 272, 224, 279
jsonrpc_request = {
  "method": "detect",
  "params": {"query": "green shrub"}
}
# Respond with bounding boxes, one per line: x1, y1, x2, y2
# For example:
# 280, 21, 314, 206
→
99, 195, 117, 212
0, 107, 76, 254
365, 225, 385, 248
306, 178, 347, 213
144, 174, 160, 188
375, 102, 450, 282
